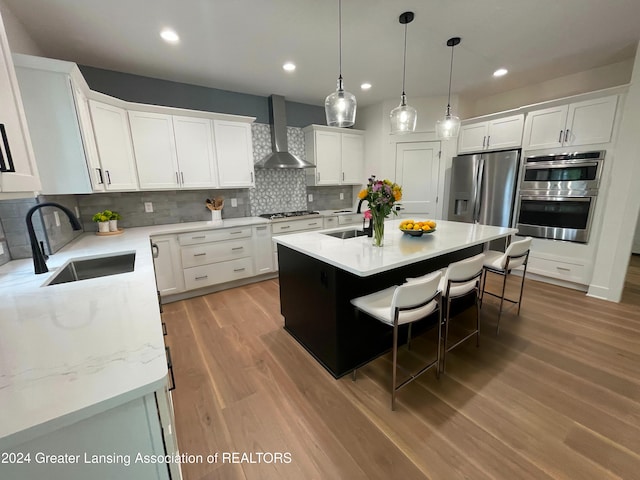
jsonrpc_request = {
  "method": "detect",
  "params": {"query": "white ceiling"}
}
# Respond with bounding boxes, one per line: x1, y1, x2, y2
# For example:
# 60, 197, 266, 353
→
4, 0, 640, 108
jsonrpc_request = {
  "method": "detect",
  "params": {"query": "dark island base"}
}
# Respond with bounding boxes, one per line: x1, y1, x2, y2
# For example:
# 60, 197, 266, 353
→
278, 244, 483, 378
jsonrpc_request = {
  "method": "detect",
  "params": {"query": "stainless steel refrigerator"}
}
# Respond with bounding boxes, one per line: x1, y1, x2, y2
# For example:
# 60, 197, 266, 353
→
447, 150, 520, 237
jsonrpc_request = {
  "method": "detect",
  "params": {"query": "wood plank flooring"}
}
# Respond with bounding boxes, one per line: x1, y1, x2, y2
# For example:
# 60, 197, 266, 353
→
163, 254, 640, 480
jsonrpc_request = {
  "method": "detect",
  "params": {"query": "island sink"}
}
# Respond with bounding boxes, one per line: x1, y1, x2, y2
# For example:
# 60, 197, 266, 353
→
323, 229, 367, 240
47, 252, 136, 286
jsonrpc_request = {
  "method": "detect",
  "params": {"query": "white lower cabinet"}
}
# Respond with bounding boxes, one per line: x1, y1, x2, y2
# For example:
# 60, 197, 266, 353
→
2, 383, 181, 480
252, 224, 274, 274
184, 256, 254, 290
323, 216, 338, 229
526, 254, 589, 285
271, 218, 324, 271
151, 235, 185, 296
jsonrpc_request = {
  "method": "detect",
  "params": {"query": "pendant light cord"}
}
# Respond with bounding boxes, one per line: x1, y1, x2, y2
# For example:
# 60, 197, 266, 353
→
338, 0, 343, 81
401, 21, 407, 96
446, 43, 455, 112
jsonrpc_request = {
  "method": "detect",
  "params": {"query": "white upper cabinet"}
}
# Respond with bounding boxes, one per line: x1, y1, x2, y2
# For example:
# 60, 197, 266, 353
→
89, 100, 139, 190
173, 115, 217, 188
213, 120, 255, 187
129, 111, 180, 189
458, 114, 524, 154
74, 87, 105, 191
0, 21, 40, 193
304, 125, 365, 186
523, 95, 618, 150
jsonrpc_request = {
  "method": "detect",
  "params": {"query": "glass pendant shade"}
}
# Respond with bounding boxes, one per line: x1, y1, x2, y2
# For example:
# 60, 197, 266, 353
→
325, 77, 357, 127
436, 112, 461, 139
390, 95, 417, 134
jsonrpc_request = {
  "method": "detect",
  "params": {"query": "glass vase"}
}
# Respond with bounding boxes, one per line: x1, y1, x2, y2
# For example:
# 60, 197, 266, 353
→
371, 210, 386, 247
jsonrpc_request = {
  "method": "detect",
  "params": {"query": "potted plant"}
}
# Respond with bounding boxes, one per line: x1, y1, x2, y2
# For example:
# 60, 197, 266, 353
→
109, 211, 122, 232
92, 211, 111, 233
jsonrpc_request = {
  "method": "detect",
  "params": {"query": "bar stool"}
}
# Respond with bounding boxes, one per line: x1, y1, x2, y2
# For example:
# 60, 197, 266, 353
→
481, 236, 532, 334
439, 253, 485, 373
350, 271, 442, 411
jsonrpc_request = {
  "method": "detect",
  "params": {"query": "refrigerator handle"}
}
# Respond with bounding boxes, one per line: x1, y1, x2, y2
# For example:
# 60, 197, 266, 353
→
474, 158, 485, 223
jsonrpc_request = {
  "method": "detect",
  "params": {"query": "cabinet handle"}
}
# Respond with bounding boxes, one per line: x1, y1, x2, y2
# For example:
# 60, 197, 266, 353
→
162, 322, 167, 336
256, 226, 267, 230
486, 135, 490, 147
482, 136, 486, 148
96, 168, 104, 184
234, 268, 246, 272
192, 235, 206, 239
175, 172, 179, 184
564, 129, 570, 143
230, 231, 242, 235
556, 267, 571, 272
231, 246, 244, 251
105, 170, 112, 185
181, 172, 185, 184
317, 172, 320, 182
193, 252, 206, 257
280, 225, 291, 229
308, 222, 318, 226
558, 130, 563, 143
342, 172, 345, 181
195, 275, 208, 280
151, 242, 159, 258
166, 346, 175, 391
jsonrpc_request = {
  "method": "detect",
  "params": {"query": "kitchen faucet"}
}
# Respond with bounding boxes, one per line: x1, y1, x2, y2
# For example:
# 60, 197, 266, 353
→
26, 202, 83, 274
356, 199, 373, 237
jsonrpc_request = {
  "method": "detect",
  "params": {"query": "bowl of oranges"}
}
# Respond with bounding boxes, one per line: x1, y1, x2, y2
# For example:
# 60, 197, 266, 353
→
399, 219, 437, 237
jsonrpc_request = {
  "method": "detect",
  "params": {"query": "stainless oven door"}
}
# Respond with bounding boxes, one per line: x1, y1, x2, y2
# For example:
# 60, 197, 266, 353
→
516, 195, 596, 243
521, 160, 602, 191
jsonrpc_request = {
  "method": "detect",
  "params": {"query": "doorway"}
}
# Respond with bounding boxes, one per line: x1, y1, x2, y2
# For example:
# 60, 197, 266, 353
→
395, 141, 440, 217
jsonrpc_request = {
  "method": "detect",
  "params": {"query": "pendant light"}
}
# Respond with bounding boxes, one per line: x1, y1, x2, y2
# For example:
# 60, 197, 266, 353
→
325, 0, 356, 127
390, 12, 417, 134
436, 37, 462, 140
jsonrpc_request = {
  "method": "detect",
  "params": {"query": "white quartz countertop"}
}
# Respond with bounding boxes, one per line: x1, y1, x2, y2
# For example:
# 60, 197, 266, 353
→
274, 219, 518, 277
0, 216, 268, 450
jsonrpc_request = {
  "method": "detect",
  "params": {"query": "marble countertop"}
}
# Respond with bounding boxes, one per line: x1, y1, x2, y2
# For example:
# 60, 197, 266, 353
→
0, 216, 268, 450
274, 219, 518, 277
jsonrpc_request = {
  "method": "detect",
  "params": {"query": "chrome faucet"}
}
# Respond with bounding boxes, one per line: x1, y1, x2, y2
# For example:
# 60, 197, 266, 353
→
26, 202, 82, 274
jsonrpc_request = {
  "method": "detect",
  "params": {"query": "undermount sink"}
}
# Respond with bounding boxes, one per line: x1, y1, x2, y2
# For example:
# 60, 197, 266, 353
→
323, 229, 367, 240
46, 252, 136, 286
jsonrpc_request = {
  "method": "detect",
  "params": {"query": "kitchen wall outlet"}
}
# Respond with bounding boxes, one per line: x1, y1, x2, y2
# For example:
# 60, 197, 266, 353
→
231, 198, 238, 208
53, 211, 61, 227
308, 194, 313, 202
340, 192, 344, 200
74, 206, 80, 218
144, 202, 154, 213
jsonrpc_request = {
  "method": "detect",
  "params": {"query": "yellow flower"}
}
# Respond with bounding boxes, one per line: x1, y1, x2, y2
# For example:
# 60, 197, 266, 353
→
358, 189, 368, 199
393, 190, 402, 201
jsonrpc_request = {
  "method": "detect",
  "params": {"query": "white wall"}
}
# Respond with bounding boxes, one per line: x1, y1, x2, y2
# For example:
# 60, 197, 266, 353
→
0, 0, 42, 55
633, 210, 640, 255
588, 42, 640, 301
462, 59, 634, 118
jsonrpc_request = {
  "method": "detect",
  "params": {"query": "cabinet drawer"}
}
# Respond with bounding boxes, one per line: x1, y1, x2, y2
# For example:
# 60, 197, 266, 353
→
527, 256, 588, 284
323, 216, 338, 228
181, 238, 253, 268
272, 218, 322, 234
338, 214, 362, 225
184, 257, 254, 290
178, 226, 252, 245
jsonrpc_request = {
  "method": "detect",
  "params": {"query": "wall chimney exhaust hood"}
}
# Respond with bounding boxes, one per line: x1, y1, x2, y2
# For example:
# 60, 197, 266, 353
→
254, 95, 315, 169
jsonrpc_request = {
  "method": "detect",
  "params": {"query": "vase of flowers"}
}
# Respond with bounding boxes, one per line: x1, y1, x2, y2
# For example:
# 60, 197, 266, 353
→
358, 176, 402, 247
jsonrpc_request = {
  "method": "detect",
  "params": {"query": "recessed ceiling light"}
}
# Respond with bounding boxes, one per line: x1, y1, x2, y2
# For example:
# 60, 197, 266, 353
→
283, 62, 296, 72
160, 29, 180, 44
361, 83, 372, 90
493, 68, 508, 77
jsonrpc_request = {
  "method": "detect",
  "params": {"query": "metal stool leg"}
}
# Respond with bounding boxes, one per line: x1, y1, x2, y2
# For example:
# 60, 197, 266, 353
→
516, 262, 528, 315
391, 320, 399, 411
407, 323, 412, 351
496, 271, 508, 334
476, 291, 481, 347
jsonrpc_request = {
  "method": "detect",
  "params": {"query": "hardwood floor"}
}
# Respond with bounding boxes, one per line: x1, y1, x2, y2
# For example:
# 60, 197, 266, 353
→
163, 258, 640, 479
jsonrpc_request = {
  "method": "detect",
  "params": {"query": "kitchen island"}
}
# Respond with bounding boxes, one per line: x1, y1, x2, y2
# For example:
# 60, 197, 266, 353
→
274, 219, 517, 378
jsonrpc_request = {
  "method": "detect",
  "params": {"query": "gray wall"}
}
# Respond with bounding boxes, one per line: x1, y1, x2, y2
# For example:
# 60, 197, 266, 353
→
79, 65, 326, 127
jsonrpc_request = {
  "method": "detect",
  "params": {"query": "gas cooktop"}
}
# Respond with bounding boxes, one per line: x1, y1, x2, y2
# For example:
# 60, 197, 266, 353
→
259, 210, 320, 220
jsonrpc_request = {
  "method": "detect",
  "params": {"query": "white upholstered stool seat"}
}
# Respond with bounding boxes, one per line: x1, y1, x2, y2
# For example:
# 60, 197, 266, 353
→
350, 271, 442, 410
481, 236, 532, 334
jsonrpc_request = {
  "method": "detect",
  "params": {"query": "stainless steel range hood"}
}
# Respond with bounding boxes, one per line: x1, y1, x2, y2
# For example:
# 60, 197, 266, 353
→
254, 95, 315, 169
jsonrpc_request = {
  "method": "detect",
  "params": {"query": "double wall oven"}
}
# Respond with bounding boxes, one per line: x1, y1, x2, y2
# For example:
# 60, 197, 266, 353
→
516, 151, 604, 243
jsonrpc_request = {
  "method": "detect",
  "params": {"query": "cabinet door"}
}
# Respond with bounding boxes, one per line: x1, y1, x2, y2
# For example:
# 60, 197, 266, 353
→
0, 25, 41, 192
522, 105, 568, 150
486, 114, 524, 150
152, 235, 184, 296
89, 100, 139, 190
341, 133, 364, 184
457, 122, 489, 154
213, 120, 254, 187
173, 116, 217, 188
73, 86, 105, 191
129, 111, 179, 189
252, 224, 274, 274
315, 130, 341, 185
565, 96, 617, 146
